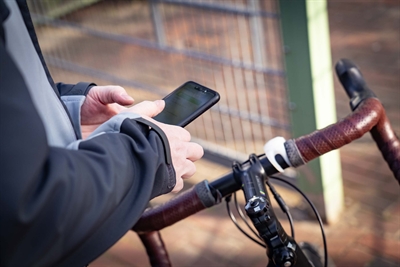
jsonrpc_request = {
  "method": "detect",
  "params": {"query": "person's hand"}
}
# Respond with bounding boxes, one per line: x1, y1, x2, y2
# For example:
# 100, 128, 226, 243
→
127, 100, 204, 192
80, 85, 134, 138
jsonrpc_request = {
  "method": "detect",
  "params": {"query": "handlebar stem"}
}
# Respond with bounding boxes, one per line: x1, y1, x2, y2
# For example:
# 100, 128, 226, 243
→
235, 154, 312, 267
233, 154, 269, 201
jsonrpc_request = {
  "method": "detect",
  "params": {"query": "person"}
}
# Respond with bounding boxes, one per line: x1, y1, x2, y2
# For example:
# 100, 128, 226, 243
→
0, 0, 203, 266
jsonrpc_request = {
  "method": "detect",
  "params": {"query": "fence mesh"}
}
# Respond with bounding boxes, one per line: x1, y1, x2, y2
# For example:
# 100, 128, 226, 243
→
29, 0, 290, 161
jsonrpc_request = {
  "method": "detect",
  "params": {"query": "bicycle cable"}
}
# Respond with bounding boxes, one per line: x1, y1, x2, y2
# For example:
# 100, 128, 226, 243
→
225, 183, 297, 245
265, 180, 295, 238
225, 175, 327, 267
270, 175, 328, 267
225, 153, 327, 267
225, 181, 297, 248
233, 192, 264, 241
225, 195, 266, 248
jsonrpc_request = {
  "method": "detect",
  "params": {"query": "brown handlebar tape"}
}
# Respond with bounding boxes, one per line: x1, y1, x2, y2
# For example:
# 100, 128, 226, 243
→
133, 186, 206, 233
291, 98, 400, 182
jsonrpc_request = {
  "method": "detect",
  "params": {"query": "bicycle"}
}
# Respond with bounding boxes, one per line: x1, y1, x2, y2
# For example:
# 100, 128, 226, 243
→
131, 59, 400, 267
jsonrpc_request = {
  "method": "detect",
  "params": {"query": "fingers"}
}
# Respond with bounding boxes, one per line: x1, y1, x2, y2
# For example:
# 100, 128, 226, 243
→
171, 178, 184, 193
127, 100, 165, 118
91, 85, 134, 106
185, 142, 204, 161
121, 104, 203, 193
155, 123, 203, 192
175, 144, 201, 178
171, 160, 196, 193
181, 159, 197, 179
108, 103, 128, 113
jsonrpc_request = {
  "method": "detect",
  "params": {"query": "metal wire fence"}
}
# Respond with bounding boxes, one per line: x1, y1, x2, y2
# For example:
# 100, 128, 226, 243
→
29, 0, 290, 161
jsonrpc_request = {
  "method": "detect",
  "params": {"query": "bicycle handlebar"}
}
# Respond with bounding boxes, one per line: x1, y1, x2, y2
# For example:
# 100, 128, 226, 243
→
133, 181, 214, 233
132, 59, 399, 267
133, 60, 400, 236
335, 58, 376, 110
133, 157, 287, 233
285, 59, 400, 182
134, 59, 399, 233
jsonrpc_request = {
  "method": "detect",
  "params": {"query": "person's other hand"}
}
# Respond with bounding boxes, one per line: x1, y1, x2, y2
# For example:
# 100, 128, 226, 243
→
127, 100, 204, 192
81, 85, 134, 138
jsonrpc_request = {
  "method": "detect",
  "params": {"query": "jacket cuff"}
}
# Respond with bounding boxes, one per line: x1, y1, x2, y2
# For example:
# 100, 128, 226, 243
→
57, 82, 96, 96
131, 117, 176, 196
74, 113, 176, 197
134, 117, 172, 165
61, 95, 86, 139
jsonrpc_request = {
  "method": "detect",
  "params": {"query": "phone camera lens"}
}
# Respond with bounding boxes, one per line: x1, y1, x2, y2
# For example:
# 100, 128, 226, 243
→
195, 86, 200, 90
203, 89, 208, 92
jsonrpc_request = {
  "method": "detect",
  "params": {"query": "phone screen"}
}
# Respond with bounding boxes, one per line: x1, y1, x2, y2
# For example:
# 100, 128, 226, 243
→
153, 82, 219, 127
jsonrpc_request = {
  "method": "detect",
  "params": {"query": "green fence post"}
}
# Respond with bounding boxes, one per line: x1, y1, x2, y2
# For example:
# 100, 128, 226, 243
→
279, 0, 343, 223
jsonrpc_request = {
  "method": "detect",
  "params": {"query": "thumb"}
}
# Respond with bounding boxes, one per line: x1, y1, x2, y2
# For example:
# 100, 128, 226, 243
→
127, 100, 165, 118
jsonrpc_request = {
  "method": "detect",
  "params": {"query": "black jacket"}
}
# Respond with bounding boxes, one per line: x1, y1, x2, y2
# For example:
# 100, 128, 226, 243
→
0, 1, 175, 266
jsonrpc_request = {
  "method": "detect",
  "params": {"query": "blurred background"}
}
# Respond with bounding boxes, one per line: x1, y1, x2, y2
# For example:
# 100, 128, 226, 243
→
28, 0, 399, 266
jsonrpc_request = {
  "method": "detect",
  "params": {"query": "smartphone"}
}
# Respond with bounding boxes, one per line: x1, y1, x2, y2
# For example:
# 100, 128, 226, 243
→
153, 81, 220, 127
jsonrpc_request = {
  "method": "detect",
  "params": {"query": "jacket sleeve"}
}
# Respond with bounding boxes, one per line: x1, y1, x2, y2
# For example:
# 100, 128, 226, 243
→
56, 82, 96, 139
0, 41, 175, 267
56, 82, 96, 96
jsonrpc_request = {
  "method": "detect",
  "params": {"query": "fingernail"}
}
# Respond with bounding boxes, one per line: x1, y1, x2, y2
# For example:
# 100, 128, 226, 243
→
155, 99, 165, 107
